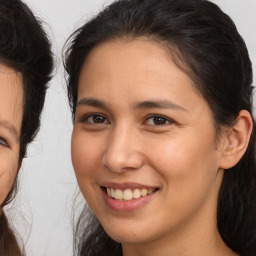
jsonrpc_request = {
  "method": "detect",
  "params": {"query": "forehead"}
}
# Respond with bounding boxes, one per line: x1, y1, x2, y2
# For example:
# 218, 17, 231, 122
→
78, 39, 201, 106
0, 64, 24, 137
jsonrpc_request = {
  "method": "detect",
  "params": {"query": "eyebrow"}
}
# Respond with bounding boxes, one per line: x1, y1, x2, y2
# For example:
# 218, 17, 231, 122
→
0, 120, 19, 141
132, 99, 187, 112
77, 98, 107, 108
77, 97, 187, 112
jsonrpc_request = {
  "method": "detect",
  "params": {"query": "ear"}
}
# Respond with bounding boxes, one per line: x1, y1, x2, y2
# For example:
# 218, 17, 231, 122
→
219, 110, 253, 169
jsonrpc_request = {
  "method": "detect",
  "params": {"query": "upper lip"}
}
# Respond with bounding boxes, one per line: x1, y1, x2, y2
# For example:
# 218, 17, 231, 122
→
100, 182, 159, 190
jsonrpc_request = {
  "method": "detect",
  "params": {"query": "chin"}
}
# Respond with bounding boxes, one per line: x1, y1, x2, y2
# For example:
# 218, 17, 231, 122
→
102, 222, 153, 245
107, 231, 144, 244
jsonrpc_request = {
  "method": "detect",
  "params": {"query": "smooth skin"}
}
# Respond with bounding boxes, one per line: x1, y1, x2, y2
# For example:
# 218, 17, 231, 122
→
0, 64, 23, 207
72, 39, 252, 256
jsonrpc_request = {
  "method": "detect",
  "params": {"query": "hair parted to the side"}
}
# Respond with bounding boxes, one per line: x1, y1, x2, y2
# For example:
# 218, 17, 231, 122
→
64, 0, 256, 255
0, 0, 53, 255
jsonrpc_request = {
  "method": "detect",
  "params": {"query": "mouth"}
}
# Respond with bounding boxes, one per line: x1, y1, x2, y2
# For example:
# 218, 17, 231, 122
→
102, 186, 159, 201
100, 183, 160, 211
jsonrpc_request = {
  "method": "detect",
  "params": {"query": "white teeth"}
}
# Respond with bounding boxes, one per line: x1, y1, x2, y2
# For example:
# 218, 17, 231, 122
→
115, 189, 123, 200
147, 189, 154, 195
106, 187, 157, 200
123, 189, 133, 201
141, 188, 147, 196
133, 189, 141, 199
110, 188, 115, 198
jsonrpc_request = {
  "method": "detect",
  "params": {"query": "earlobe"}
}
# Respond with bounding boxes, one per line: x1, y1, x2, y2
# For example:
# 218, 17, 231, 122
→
219, 110, 253, 170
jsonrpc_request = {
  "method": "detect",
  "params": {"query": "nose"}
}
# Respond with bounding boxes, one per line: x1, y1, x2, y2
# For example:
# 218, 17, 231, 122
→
103, 125, 144, 173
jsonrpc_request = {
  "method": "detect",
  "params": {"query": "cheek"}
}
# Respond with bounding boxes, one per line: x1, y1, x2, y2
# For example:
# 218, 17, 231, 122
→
0, 153, 19, 204
71, 131, 101, 186
146, 132, 220, 198
147, 128, 219, 172
71, 131, 105, 214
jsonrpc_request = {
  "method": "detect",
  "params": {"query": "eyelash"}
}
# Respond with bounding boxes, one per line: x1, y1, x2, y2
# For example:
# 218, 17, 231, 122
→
79, 113, 174, 126
79, 113, 110, 124
144, 115, 174, 126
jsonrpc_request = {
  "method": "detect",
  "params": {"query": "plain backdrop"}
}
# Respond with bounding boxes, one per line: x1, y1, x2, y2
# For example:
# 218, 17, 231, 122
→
4, 1, 256, 256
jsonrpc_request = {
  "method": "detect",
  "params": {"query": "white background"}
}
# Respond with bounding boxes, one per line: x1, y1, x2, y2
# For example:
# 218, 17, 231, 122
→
5, 1, 256, 256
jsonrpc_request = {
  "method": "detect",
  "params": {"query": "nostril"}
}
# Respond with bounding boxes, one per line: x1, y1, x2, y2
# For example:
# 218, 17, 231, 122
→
103, 151, 144, 173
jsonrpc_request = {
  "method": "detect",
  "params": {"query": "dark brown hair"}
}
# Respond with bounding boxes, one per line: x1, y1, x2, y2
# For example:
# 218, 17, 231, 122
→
0, 0, 53, 254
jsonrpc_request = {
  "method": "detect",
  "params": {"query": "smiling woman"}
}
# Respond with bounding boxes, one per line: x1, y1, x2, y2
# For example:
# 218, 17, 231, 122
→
0, 66, 23, 205
0, 0, 53, 255
64, 0, 256, 256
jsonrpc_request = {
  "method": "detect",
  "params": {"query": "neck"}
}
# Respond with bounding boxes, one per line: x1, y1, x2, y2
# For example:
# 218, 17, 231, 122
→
122, 208, 238, 256
122, 227, 237, 256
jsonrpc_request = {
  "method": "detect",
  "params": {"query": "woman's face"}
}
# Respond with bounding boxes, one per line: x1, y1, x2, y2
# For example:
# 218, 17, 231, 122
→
72, 40, 226, 246
0, 64, 23, 205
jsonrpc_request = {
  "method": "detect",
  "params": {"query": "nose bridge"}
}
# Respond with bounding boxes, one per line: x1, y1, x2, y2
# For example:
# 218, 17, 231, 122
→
103, 123, 143, 172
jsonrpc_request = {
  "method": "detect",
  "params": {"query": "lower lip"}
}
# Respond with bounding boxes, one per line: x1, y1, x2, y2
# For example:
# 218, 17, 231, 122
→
102, 189, 157, 212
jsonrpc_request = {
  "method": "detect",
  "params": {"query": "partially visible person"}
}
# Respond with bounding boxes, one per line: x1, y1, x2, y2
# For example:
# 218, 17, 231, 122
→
0, 0, 53, 255
64, 0, 256, 256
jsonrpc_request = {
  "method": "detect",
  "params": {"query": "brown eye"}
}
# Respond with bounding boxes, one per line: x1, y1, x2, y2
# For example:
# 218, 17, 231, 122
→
92, 115, 106, 123
153, 116, 168, 125
80, 114, 109, 124
145, 115, 173, 126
